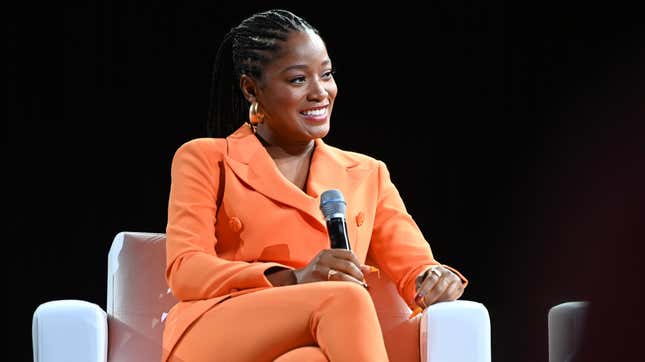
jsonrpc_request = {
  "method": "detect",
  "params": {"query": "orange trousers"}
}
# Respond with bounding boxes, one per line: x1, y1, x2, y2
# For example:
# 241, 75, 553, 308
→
169, 281, 390, 362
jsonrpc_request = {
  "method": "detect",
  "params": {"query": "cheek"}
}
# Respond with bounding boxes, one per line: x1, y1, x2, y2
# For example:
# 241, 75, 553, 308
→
327, 83, 338, 100
265, 94, 299, 116
275, 92, 304, 107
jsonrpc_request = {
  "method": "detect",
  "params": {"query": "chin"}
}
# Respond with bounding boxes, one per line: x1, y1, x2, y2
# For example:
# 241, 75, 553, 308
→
307, 122, 330, 139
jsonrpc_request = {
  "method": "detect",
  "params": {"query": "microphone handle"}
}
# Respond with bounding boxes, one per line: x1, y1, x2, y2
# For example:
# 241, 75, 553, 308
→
326, 217, 351, 250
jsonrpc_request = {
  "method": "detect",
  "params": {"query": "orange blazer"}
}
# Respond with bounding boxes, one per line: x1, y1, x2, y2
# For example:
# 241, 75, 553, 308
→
161, 125, 467, 361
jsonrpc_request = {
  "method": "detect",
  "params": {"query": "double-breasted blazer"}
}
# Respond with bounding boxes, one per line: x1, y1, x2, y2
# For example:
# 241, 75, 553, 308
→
161, 125, 467, 361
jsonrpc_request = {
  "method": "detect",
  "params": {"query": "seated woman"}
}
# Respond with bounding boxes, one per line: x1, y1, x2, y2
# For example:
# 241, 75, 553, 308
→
162, 9, 467, 362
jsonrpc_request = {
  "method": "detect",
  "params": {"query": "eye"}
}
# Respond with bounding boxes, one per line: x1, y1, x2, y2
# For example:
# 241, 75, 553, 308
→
322, 69, 336, 79
289, 76, 306, 84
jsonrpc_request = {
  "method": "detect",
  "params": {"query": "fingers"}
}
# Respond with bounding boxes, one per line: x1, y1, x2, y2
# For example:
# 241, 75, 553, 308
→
415, 267, 445, 306
415, 268, 431, 291
324, 249, 378, 274
320, 249, 365, 282
327, 249, 363, 268
326, 267, 368, 287
437, 278, 464, 301
416, 267, 463, 307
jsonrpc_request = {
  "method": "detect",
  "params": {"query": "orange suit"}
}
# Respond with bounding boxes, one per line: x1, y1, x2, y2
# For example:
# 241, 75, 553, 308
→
162, 125, 467, 361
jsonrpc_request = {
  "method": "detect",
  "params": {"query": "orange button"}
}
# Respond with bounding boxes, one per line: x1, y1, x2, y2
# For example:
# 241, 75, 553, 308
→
355, 211, 365, 227
228, 216, 243, 232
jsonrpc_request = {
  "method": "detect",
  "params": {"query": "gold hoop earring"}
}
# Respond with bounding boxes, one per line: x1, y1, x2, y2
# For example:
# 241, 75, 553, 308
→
249, 101, 264, 127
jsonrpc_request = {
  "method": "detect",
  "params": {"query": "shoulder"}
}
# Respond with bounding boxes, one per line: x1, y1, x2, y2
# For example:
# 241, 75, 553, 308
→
171, 138, 227, 167
322, 142, 386, 171
174, 138, 226, 157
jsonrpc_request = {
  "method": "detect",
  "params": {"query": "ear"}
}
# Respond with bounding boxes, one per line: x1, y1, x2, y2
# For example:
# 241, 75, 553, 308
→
240, 74, 259, 103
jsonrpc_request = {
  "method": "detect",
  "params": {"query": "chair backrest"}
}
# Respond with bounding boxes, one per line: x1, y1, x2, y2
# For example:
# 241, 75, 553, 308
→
548, 301, 590, 362
107, 232, 176, 362
106, 232, 413, 362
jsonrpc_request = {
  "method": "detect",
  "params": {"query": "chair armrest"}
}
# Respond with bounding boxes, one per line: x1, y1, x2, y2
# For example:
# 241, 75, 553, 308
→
420, 300, 491, 362
32, 300, 108, 362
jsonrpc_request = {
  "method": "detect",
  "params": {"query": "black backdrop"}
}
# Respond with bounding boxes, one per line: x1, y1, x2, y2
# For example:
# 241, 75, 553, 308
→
9, 1, 644, 361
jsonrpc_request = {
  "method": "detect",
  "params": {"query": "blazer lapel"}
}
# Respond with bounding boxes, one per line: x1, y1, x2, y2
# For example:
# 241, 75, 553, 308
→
307, 138, 373, 206
308, 139, 373, 254
225, 125, 372, 235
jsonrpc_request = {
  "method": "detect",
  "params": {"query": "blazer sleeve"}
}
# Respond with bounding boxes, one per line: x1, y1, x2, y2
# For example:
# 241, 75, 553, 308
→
165, 139, 291, 301
367, 161, 468, 309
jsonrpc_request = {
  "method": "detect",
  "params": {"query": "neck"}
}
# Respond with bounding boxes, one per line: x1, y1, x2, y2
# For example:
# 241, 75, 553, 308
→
255, 133, 315, 159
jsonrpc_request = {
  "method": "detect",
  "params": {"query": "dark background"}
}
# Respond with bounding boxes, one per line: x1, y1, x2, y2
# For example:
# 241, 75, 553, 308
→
9, 1, 644, 361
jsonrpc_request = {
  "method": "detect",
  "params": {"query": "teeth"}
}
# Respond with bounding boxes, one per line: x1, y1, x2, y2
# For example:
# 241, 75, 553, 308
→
302, 108, 326, 116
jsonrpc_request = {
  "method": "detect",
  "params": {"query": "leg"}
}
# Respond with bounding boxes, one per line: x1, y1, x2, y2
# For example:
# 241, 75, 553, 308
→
170, 281, 388, 362
273, 346, 328, 362
381, 317, 420, 362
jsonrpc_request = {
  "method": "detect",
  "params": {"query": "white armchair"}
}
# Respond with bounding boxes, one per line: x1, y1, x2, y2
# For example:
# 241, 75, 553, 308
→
548, 301, 590, 362
32, 232, 491, 362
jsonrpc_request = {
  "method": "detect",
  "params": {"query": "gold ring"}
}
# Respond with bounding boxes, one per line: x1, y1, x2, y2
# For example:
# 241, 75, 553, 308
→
327, 269, 338, 280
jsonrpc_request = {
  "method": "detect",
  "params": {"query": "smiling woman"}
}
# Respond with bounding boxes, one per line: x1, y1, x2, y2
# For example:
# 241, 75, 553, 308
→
162, 9, 468, 362
237, 29, 337, 190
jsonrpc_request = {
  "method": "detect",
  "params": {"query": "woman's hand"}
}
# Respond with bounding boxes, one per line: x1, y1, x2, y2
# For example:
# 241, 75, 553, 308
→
414, 265, 464, 308
294, 249, 371, 287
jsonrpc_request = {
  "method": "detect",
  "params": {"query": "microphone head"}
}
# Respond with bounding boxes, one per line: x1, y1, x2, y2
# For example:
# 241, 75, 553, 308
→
320, 189, 347, 220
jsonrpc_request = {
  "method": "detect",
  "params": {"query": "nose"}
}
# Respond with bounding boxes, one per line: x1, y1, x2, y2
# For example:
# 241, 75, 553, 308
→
307, 78, 329, 101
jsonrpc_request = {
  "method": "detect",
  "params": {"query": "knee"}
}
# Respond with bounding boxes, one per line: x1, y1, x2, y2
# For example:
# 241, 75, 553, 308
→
328, 281, 374, 307
274, 346, 328, 362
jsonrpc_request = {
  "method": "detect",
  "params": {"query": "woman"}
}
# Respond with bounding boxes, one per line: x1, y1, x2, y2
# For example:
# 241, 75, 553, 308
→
163, 9, 467, 362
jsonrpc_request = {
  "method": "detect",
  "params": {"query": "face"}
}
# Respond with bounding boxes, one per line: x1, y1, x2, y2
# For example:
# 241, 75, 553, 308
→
248, 30, 337, 146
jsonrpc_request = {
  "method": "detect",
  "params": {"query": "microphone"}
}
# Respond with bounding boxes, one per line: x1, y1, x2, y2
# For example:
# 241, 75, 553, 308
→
320, 189, 351, 250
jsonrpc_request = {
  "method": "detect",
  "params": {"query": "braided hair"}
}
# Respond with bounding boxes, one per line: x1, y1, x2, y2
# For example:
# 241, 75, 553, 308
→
207, 9, 319, 137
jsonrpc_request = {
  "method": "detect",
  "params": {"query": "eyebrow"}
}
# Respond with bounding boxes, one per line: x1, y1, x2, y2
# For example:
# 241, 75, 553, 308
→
281, 59, 331, 73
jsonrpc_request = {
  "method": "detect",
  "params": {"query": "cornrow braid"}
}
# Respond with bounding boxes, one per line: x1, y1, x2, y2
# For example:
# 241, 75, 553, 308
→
206, 9, 318, 137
